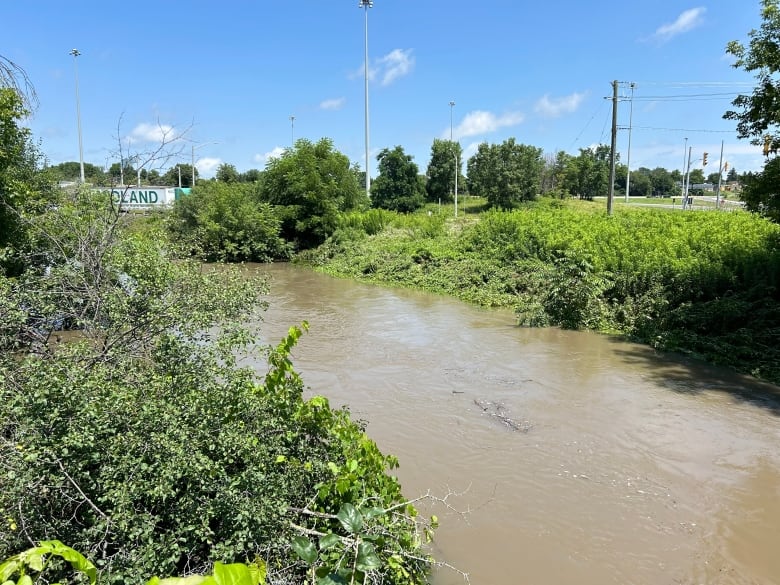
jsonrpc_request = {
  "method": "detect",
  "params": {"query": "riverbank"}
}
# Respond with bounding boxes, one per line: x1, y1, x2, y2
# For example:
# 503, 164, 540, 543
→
299, 199, 780, 384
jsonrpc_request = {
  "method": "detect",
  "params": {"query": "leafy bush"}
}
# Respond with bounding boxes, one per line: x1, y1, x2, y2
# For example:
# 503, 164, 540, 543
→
0, 194, 434, 585
170, 182, 289, 262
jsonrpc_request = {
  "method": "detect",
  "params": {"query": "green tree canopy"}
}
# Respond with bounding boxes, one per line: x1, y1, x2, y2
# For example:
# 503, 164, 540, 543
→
741, 156, 780, 220
560, 145, 613, 201
0, 88, 53, 274
170, 181, 288, 262
262, 138, 367, 248
216, 163, 240, 183
725, 0, 780, 152
466, 138, 544, 208
161, 164, 197, 187
371, 146, 426, 212
425, 139, 464, 203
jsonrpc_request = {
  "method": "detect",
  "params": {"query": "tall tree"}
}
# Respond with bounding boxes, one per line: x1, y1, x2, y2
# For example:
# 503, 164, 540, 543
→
741, 157, 780, 220
216, 162, 240, 183
560, 145, 613, 200
0, 88, 52, 274
161, 164, 197, 187
649, 167, 677, 196
371, 146, 426, 212
425, 139, 464, 203
725, 0, 780, 153
466, 138, 544, 208
262, 138, 367, 248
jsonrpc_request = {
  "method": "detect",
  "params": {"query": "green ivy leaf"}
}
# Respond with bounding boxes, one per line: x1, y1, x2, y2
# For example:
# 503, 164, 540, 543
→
336, 503, 363, 534
291, 536, 318, 566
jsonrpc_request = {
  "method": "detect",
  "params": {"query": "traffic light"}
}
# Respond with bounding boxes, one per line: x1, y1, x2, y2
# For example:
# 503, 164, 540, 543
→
764, 136, 771, 156
702, 152, 708, 166
724, 162, 729, 172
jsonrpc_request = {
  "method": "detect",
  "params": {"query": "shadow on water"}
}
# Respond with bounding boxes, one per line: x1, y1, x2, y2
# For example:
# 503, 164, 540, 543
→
606, 337, 780, 416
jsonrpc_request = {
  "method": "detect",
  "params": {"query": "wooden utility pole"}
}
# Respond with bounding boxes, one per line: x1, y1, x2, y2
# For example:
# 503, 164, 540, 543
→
608, 80, 618, 216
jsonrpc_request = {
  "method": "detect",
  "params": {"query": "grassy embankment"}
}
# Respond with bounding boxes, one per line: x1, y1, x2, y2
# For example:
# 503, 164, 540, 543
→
300, 197, 780, 383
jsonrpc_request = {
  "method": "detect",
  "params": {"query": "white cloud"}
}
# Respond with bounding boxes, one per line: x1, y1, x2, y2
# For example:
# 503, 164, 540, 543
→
462, 141, 483, 161
254, 147, 286, 166
377, 49, 415, 86
127, 122, 175, 144
196, 157, 222, 175
448, 110, 525, 140
320, 97, 346, 111
534, 92, 586, 118
351, 48, 415, 87
651, 7, 706, 42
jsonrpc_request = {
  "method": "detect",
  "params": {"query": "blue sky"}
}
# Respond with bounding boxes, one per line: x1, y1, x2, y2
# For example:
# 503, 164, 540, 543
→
3, 1, 767, 179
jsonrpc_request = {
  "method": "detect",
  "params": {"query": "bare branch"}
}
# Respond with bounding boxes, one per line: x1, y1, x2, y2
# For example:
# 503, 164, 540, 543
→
0, 55, 38, 110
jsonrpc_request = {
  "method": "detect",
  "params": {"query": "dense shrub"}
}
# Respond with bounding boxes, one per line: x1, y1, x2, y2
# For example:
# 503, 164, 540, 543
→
309, 203, 780, 382
0, 195, 433, 585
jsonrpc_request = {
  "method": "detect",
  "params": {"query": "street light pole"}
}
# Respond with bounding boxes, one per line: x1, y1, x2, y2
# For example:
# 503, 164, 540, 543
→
625, 82, 635, 202
69, 49, 85, 184
359, 0, 373, 198
290, 115, 295, 147
454, 153, 459, 218
449, 100, 455, 142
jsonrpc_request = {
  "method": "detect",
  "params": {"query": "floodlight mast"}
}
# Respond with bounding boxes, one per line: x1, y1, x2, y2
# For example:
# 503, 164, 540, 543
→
69, 49, 85, 184
359, 0, 373, 198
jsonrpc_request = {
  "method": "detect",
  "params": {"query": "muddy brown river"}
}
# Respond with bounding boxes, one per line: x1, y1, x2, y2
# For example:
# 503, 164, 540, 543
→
253, 263, 780, 585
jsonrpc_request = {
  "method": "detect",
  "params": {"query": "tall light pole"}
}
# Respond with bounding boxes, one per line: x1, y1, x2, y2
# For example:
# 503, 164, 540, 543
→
449, 100, 455, 142
359, 0, 373, 198
69, 49, 85, 184
289, 115, 295, 147
624, 82, 635, 202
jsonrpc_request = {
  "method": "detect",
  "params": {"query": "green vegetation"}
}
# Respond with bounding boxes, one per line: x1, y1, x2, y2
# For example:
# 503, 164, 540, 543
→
370, 146, 426, 212
1, 77, 434, 585
303, 200, 780, 383
725, 0, 780, 221
1, 187, 435, 585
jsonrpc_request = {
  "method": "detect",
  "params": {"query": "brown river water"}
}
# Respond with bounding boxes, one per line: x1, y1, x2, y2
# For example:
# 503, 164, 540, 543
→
251, 263, 780, 585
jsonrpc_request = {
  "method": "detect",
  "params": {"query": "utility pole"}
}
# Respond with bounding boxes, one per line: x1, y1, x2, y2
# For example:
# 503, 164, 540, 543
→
715, 140, 725, 210
607, 80, 618, 216
289, 115, 295, 147
683, 146, 692, 210
624, 82, 635, 202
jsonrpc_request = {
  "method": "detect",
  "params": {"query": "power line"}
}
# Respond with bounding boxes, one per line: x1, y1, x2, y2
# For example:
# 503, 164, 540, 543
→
629, 125, 737, 133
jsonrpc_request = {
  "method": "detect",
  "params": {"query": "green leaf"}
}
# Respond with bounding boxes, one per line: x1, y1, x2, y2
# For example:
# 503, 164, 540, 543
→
211, 562, 260, 585
0, 558, 21, 582
316, 574, 346, 585
149, 577, 208, 585
25, 554, 43, 573
318, 534, 341, 551
291, 536, 318, 566
336, 503, 363, 534
355, 542, 381, 572
39, 541, 98, 584
361, 507, 385, 520
18, 576, 33, 585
